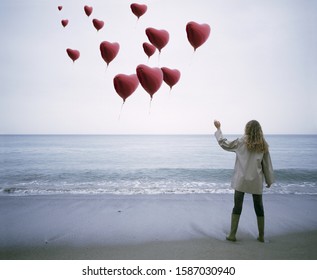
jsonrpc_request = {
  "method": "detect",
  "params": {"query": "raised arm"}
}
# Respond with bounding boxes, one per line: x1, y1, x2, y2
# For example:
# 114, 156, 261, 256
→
214, 120, 239, 152
214, 120, 221, 130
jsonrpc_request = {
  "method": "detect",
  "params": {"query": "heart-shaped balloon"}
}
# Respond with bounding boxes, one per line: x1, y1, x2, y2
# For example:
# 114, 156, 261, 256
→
61, 19, 69, 28
58, 6, 63, 11
161, 67, 181, 90
142, 42, 156, 59
92, 18, 104, 31
100, 41, 120, 66
66, 48, 80, 62
136, 64, 163, 98
84, 6, 93, 17
113, 74, 139, 102
186, 21, 211, 51
130, 3, 147, 19
145, 28, 169, 52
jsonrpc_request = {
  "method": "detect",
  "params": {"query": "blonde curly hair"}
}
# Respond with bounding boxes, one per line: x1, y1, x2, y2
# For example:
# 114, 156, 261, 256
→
244, 120, 268, 153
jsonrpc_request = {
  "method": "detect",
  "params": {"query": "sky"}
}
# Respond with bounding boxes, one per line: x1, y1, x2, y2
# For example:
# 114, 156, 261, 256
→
0, 0, 316, 134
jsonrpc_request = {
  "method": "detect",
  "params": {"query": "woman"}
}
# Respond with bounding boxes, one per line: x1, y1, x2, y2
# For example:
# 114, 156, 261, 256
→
214, 120, 275, 242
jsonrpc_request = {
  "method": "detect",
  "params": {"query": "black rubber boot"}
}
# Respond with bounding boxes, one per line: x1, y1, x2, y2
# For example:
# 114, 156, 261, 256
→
257, 216, 265, 242
226, 214, 240, 242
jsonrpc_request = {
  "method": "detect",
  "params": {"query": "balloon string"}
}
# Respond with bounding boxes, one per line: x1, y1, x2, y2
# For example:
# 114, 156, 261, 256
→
158, 51, 161, 66
189, 49, 196, 67
149, 97, 152, 115
118, 101, 125, 120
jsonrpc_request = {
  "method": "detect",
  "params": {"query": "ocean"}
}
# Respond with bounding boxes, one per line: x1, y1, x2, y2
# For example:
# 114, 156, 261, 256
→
0, 135, 316, 196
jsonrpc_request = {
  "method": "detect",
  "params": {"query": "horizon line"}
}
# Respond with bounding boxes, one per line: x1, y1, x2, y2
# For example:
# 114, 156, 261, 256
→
1, 133, 316, 136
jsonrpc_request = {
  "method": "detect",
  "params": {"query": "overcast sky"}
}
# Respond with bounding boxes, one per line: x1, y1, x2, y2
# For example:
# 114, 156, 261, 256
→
0, 0, 316, 134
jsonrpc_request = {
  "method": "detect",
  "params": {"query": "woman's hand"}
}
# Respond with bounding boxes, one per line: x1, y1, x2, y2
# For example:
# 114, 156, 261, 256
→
214, 120, 221, 129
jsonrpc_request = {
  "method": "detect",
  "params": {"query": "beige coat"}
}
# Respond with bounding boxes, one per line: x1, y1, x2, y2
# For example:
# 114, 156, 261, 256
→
215, 129, 275, 194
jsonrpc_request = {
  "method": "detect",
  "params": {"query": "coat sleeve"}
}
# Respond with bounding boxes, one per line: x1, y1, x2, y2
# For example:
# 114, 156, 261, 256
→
214, 129, 239, 152
262, 151, 275, 186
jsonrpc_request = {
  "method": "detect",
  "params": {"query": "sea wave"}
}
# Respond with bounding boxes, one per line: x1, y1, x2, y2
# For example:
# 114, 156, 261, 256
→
0, 168, 316, 196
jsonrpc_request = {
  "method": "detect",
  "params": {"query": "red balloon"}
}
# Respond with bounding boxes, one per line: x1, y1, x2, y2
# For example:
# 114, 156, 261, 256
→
186, 21, 211, 51
130, 3, 147, 19
100, 41, 120, 66
84, 6, 93, 17
136, 64, 163, 98
145, 28, 169, 53
66, 48, 80, 62
161, 67, 181, 90
58, 6, 63, 11
113, 74, 139, 102
61, 19, 69, 28
92, 19, 104, 31
142, 42, 156, 59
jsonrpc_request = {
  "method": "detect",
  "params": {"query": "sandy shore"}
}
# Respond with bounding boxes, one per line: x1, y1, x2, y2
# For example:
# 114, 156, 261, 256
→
2, 230, 317, 260
1, 194, 317, 260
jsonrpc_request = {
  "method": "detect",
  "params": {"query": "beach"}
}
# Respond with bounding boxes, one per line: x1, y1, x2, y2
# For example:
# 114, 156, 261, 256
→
1, 193, 317, 260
